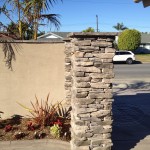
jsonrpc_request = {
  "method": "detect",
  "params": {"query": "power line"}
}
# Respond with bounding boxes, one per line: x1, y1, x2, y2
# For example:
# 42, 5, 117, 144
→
65, 0, 131, 5
61, 22, 150, 29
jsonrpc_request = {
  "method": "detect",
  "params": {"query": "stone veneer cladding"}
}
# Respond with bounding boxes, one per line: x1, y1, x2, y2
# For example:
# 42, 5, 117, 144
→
64, 32, 118, 150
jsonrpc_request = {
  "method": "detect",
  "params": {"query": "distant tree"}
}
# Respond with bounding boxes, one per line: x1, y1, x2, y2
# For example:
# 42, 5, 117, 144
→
82, 27, 95, 32
113, 23, 128, 31
118, 29, 141, 51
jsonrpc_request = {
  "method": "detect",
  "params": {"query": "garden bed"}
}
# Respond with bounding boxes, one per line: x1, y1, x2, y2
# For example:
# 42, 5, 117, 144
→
0, 94, 71, 142
0, 116, 71, 141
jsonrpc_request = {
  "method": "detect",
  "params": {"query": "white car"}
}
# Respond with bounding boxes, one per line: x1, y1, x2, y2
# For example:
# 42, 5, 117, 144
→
113, 51, 135, 64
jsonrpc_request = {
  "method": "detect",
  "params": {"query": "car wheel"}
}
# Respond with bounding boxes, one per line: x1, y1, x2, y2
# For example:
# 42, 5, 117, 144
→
126, 58, 133, 64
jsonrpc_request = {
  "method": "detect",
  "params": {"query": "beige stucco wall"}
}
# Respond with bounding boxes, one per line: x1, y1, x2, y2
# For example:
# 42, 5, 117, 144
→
0, 42, 65, 118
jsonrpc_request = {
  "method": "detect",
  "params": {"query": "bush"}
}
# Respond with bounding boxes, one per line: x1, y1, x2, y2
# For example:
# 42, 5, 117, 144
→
50, 124, 62, 138
17, 94, 63, 127
17, 94, 71, 128
118, 29, 141, 51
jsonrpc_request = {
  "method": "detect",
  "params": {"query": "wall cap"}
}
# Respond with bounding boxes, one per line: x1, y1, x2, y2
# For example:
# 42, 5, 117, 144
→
67, 32, 119, 38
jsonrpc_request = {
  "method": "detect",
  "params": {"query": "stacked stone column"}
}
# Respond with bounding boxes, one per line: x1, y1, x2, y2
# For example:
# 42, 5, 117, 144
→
65, 32, 118, 150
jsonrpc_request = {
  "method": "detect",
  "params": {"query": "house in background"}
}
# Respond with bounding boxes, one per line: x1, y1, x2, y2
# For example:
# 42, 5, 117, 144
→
135, 33, 150, 54
115, 32, 150, 54
37, 32, 70, 42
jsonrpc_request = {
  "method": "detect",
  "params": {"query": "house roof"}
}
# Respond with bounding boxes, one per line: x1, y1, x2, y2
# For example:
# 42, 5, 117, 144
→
141, 33, 150, 43
134, 0, 150, 7
37, 32, 70, 42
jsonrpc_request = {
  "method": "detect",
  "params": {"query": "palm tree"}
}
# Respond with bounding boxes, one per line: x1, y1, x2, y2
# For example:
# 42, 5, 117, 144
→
0, 0, 62, 69
113, 23, 128, 31
24, 0, 62, 40
2, 0, 24, 39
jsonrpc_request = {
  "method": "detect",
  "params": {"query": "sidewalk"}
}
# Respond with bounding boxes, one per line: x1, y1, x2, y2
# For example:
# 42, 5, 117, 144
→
0, 139, 70, 150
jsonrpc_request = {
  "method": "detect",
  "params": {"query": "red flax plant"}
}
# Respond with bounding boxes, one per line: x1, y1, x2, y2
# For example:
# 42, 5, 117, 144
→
17, 93, 63, 128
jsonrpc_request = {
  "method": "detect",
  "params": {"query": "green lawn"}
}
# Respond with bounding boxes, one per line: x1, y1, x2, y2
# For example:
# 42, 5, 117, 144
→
135, 54, 150, 63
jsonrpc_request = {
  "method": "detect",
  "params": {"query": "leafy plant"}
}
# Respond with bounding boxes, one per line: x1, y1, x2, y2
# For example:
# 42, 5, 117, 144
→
17, 93, 63, 127
27, 121, 39, 131
50, 124, 62, 138
51, 119, 63, 126
4, 124, 12, 132
56, 104, 71, 123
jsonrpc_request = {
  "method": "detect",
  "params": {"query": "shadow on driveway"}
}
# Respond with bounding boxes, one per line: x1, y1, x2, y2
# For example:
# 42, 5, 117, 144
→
112, 92, 150, 150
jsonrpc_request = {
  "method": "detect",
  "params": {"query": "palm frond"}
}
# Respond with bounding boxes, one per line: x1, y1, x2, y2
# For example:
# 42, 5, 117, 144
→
40, 13, 61, 30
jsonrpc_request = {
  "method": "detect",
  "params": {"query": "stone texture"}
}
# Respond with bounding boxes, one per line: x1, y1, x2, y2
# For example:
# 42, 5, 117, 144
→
92, 41, 112, 47
75, 62, 94, 67
74, 98, 95, 105
75, 67, 101, 73
75, 40, 91, 46
64, 32, 116, 150
75, 77, 92, 83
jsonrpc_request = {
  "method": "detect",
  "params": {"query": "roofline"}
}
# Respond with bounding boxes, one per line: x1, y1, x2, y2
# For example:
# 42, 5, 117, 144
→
37, 32, 63, 39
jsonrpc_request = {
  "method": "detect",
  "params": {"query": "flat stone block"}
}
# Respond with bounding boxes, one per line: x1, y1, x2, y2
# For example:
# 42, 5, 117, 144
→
92, 41, 112, 47
91, 110, 111, 118
74, 51, 85, 58
90, 83, 109, 89
84, 53, 94, 58
89, 93, 113, 99
76, 92, 88, 98
75, 77, 92, 82
74, 40, 91, 46
74, 107, 97, 114
76, 88, 91, 92
75, 61, 94, 67
105, 48, 115, 53
75, 67, 101, 73
74, 58, 89, 62
74, 98, 95, 105
75, 82, 91, 88
74, 71, 85, 77
91, 139, 111, 146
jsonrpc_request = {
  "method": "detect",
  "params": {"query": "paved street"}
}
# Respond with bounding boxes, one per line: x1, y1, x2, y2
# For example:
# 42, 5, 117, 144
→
114, 63, 150, 82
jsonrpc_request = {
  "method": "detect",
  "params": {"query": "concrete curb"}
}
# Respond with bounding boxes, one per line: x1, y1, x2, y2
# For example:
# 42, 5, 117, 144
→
0, 139, 70, 150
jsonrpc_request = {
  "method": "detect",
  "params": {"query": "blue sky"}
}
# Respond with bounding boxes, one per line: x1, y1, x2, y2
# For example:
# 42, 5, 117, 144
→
1, 0, 150, 33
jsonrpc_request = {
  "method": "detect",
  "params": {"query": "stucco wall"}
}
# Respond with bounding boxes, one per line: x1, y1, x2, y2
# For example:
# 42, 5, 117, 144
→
0, 43, 65, 118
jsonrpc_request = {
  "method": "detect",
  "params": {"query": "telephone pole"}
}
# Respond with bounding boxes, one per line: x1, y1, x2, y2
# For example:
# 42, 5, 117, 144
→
96, 15, 99, 32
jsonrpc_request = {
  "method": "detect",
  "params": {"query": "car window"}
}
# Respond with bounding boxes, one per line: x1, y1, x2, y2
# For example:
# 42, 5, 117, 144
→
115, 52, 120, 55
119, 52, 131, 55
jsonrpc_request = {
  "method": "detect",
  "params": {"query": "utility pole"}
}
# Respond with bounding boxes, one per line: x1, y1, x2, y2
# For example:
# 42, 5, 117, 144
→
96, 15, 99, 32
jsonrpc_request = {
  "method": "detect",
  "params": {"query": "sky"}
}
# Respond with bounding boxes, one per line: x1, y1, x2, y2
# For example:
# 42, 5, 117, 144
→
1, 0, 150, 33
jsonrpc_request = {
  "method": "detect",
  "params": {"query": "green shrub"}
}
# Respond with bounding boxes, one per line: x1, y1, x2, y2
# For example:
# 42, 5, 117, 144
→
118, 29, 141, 51
50, 124, 62, 138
